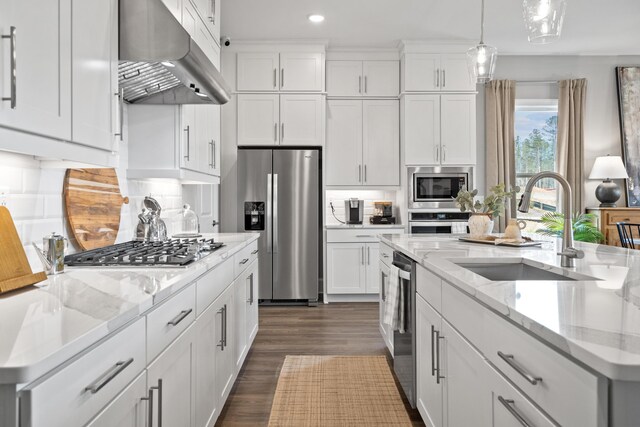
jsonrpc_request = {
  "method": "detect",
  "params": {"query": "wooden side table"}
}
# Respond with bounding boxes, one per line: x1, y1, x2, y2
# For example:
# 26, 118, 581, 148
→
586, 207, 640, 247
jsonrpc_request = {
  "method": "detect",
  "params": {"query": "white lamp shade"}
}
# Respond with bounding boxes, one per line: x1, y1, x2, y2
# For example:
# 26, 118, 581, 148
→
589, 156, 629, 180
522, 0, 567, 44
466, 43, 498, 84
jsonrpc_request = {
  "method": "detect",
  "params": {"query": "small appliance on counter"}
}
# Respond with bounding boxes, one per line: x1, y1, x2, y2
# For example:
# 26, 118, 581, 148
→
345, 198, 364, 224
370, 201, 396, 224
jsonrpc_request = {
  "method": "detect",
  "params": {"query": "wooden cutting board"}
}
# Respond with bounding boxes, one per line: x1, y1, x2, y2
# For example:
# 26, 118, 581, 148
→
64, 168, 129, 251
0, 206, 47, 293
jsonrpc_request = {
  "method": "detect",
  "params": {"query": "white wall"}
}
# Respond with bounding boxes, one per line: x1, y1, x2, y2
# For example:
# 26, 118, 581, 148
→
476, 55, 640, 208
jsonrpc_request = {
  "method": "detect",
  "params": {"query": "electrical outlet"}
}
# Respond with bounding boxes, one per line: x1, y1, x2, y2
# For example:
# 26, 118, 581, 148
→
0, 186, 8, 207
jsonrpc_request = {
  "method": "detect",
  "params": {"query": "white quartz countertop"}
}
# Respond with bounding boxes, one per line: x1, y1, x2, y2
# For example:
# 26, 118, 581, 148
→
379, 234, 640, 381
326, 224, 405, 229
0, 233, 259, 385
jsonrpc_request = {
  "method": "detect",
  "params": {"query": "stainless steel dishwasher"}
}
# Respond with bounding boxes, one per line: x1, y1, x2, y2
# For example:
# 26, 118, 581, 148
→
392, 251, 416, 408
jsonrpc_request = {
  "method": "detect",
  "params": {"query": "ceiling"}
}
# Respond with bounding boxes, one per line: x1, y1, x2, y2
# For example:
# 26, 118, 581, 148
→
221, 0, 640, 55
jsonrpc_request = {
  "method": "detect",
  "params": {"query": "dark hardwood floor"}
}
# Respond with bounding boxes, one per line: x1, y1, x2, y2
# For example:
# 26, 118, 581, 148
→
215, 302, 425, 426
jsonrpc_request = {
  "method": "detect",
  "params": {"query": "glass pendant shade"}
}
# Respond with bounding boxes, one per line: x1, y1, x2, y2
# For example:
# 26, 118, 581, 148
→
522, 0, 567, 44
467, 43, 498, 84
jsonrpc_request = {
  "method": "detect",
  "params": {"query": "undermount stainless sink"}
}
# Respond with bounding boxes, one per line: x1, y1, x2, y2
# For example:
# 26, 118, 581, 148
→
453, 259, 599, 282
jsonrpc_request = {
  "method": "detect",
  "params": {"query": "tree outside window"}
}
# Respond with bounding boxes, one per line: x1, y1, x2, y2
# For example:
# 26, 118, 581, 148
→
514, 99, 559, 232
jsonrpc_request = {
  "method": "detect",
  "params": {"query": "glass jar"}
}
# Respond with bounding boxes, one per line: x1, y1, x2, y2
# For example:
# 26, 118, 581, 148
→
175, 204, 200, 237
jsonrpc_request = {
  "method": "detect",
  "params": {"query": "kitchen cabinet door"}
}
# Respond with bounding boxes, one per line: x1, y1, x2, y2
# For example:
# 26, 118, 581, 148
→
246, 261, 259, 344
440, 54, 476, 92
403, 95, 440, 165
0, 0, 72, 140
195, 105, 218, 174
181, 0, 198, 39
215, 287, 235, 405
440, 94, 476, 165
416, 294, 443, 427
237, 53, 280, 91
181, 104, 199, 170
147, 324, 196, 427
327, 243, 366, 294
378, 260, 392, 354
195, 296, 220, 427
363, 100, 400, 186
233, 274, 247, 372
403, 53, 440, 92
365, 243, 380, 294
71, 0, 118, 152
326, 61, 362, 97
326, 100, 363, 186
362, 61, 399, 97
161, 0, 182, 21
280, 52, 323, 92
194, 15, 220, 65
279, 94, 323, 146
442, 320, 490, 427
237, 94, 279, 146
192, 0, 220, 44
86, 373, 147, 427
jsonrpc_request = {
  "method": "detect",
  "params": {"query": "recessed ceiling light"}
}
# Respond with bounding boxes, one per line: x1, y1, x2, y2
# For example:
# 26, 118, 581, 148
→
308, 14, 325, 23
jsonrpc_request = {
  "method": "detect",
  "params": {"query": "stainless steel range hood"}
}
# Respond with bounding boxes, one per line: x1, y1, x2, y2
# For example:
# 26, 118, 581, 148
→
119, 0, 231, 105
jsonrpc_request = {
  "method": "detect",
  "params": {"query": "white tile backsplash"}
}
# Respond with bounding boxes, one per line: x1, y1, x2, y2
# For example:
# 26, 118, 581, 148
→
326, 190, 401, 225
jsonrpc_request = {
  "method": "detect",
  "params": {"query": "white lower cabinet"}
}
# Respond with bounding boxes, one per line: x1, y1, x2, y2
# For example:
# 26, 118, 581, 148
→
327, 242, 381, 294
195, 299, 221, 427
246, 260, 260, 345
233, 271, 248, 371
215, 285, 236, 406
416, 294, 444, 427
378, 258, 394, 354
86, 373, 147, 427
147, 323, 197, 427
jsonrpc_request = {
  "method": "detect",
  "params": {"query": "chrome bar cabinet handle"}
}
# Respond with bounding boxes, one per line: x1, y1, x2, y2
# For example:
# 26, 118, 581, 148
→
280, 68, 284, 88
367, 246, 370, 265
359, 76, 362, 93
497, 351, 543, 385
167, 308, 192, 326
381, 272, 386, 302
431, 325, 436, 377
209, 140, 214, 168
436, 330, 445, 384
239, 258, 249, 265
2, 26, 17, 109
223, 304, 228, 347
442, 69, 446, 88
364, 165, 367, 183
436, 69, 440, 88
85, 358, 134, 394
364, 75, 368, 93
141, 386, 154, 427
358, 165, 362, 183
281, 122, 284, 142
114, 88, 124, 140
217, 307, 225, 349
184, 125, 190, 161
498, 396, 532, 427
149, 379, 163, 427
251, 249, 259, 255
274, 123, 277, 142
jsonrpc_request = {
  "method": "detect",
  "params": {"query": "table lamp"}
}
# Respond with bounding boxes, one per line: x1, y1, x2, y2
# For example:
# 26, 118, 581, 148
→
588, 155, 629, 207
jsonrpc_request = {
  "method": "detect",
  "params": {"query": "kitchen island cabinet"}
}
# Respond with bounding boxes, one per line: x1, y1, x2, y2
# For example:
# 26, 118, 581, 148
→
0, 233, 259, 427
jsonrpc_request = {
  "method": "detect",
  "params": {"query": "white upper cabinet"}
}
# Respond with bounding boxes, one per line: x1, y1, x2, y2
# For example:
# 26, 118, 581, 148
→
237, 53, 280, 91
440, 94, 476, 165
362, 61, 400, 97
192, 0, 220, 43
403, 94, 475, 166
326, 100, 399, 187
71, 0, 118, 152
162, 0, 183, 21
196, 105, 220, 174
181, 104, 198, 171
326, 61, 362, 97
237, 94, 323, 146
326, 100, 363, 186
280, 53, 323, 92
237, 52, 323, 92
237, 94, 279, 146
363, 100, 400, 186
0, 0, 72, 140
327, 60, 399, 97
280, 94, 323, 146
403, 53, 475, 92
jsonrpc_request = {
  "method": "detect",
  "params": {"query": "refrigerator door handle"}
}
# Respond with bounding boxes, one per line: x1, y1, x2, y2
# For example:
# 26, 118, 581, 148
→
267, 173, 273, 253
273, 173, 279, 253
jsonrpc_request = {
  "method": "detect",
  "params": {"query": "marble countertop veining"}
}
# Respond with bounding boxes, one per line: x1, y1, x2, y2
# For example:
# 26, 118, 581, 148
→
0, 233, 259, 385
379, 234, 640, 381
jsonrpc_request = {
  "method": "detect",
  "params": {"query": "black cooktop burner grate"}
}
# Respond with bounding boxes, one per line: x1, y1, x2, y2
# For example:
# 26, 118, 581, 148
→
64, 238, 224, 267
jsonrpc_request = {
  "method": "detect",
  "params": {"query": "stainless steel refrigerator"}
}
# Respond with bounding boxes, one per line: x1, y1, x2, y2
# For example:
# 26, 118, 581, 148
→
237, 148, 321, 304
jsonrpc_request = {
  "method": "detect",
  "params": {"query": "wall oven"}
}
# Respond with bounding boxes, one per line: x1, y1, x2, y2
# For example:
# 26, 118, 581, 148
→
408, 166, 473, 209
409, 211, 470, 234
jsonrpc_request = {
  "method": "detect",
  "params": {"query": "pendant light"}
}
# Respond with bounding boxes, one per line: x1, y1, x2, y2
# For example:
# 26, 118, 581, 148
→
522, 0, 567, 44
466, 0, 497, 84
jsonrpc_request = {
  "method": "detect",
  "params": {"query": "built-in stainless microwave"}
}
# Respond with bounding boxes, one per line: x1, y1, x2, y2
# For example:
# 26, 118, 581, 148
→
408, 166, 474, 209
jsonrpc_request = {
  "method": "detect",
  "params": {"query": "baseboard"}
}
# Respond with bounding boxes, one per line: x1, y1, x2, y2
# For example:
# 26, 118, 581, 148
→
325, 294, 379, 303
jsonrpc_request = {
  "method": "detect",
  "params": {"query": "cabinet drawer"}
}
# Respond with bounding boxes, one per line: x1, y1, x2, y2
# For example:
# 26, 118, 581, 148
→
326, 229, 403, 243
234, 240, 259, 277
197, 259, 234, 315
86, 372, 147, 427
416, 265, 441, 313
483, 310, 603, 427
441, 282, 483, 347
380, 243, 393, 267
604, 210, 640, 226
21, 318, 146, 427
147, 284, 196, 363
487, 363, 556, 427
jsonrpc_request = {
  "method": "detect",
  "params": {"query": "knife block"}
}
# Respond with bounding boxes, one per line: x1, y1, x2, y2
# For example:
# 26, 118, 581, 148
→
0, 206, 47, 294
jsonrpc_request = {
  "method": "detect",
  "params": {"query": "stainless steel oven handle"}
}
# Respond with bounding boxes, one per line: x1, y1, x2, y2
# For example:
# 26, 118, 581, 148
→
498, 396, 532, 427
398, 269, 411, 280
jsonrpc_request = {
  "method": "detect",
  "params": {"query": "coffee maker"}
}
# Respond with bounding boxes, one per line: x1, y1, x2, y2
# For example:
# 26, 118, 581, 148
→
370, 201, 396, 224
344, 198, 364, 224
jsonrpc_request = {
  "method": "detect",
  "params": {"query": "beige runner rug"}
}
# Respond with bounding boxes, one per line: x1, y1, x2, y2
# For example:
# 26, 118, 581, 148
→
268, 355, 412, 427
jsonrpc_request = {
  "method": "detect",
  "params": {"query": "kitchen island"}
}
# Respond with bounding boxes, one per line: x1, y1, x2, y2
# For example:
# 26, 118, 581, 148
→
380, 234, 640, 427
0, 233, 259, 427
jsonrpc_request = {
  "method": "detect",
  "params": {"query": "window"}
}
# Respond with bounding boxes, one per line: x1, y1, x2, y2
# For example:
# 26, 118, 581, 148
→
514, 99, 559, 231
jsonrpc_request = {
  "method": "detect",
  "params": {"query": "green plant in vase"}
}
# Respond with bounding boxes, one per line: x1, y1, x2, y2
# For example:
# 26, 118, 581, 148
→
536, 212, 604, 243
455, 184, 519, 237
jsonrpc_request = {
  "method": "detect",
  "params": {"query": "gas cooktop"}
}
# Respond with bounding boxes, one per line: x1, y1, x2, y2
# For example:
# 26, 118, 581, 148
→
64, 238, 224, 267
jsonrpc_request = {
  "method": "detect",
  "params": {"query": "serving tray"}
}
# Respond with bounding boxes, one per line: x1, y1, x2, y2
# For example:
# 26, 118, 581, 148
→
458, 237, 543, 247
